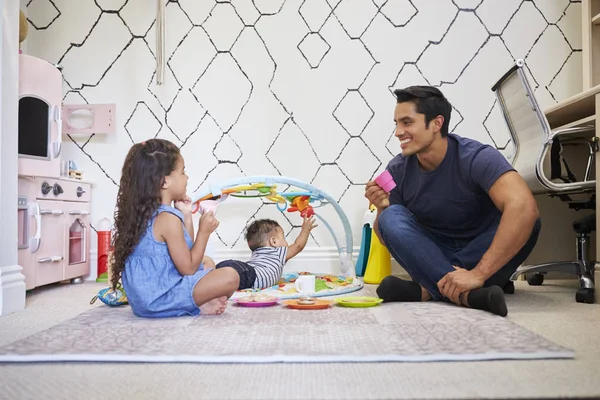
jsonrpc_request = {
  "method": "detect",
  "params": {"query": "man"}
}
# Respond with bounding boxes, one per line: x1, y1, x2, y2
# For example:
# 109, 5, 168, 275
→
365, 86, 541, 317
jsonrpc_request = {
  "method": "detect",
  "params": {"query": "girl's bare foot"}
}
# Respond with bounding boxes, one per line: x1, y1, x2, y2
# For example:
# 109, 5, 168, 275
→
199, 296, 228, 315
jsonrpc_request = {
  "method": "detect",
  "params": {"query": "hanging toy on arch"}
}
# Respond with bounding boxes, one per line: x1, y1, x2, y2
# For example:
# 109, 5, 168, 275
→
286, 195, 315, 218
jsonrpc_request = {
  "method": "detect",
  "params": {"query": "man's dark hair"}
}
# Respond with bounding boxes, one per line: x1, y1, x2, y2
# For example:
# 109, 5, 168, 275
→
245, 219, 281, 251
393, 86, 452, 137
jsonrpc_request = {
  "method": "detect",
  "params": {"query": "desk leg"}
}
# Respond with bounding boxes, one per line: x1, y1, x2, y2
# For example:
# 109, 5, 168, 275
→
596, 267, 600, 304
593, 86, 599, 305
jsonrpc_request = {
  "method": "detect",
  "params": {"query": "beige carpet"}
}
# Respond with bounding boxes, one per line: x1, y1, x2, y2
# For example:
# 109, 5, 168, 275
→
0, 286, 572, 364
0, 279, 599, 399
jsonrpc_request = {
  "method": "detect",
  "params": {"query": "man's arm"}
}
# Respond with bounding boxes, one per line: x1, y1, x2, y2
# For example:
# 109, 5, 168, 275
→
472, 170, 539, 280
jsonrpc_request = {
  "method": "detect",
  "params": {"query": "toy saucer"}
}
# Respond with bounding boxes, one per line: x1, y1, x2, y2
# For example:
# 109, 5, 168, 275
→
282, 299, 333, 310
234, 295, 279, 307
334, 296, 383, 308
297, 296, 316, 305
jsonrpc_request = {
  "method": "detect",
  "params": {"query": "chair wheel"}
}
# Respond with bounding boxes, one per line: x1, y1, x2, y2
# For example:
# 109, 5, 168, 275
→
576, 288, 595, 304
527, 273, 544, 286
503, 281, 515, 294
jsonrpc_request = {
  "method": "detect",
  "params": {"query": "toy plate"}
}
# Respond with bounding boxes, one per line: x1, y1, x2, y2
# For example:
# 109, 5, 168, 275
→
234, 296, 279, 307
282, 299, 333, 310
334, 296, 383, 308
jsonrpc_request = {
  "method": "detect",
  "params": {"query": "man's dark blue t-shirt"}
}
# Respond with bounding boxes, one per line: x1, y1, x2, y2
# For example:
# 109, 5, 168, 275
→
386, 133, 515, 240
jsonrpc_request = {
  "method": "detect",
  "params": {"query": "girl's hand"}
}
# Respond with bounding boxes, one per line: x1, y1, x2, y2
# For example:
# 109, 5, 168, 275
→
199, 211, 219, 234
175, 196, 193, 215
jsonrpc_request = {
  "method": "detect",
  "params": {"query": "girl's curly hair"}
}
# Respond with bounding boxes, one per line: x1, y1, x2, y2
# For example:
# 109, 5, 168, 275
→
110, 138, 180, 289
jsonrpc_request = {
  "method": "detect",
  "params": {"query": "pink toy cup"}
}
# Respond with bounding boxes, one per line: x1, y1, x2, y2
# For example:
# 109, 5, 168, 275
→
199, 200, 219, 216
374, 170, 396, 193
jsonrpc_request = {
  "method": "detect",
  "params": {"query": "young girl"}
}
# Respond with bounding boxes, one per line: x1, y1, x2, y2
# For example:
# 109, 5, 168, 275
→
110, 139, 239, 318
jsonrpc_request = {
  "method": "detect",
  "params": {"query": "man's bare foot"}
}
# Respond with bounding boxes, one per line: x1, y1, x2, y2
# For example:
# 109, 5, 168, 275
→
199, 296, 228, 315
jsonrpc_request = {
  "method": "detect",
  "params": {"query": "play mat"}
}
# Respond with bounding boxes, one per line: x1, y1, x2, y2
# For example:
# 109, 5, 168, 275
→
230, 272, 364, 300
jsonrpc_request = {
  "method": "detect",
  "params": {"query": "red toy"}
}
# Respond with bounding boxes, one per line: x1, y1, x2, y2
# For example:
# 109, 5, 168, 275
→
287, 195, 315, 218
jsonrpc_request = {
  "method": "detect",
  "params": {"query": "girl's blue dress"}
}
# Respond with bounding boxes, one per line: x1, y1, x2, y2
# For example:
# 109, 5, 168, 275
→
121, 204, 211, 318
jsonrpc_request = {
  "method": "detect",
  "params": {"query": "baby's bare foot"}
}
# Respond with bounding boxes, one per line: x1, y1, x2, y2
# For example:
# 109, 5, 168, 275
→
200, 297, 228, 315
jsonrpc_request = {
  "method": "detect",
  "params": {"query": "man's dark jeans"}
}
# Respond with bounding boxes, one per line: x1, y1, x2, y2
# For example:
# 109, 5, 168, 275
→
377, 205, 541, 300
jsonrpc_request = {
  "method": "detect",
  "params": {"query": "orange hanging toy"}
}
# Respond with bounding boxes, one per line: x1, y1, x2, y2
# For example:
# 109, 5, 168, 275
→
287, 195, 315, 218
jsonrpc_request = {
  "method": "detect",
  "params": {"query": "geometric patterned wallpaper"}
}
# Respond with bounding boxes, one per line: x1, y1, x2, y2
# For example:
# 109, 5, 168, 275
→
23, 0, 583, 256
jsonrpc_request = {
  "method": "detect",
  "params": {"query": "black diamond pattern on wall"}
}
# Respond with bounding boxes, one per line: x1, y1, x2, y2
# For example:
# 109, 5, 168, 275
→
333, 90, 374, 137
299, 0, 333, 32
124, 102, 162, 143
297, 32, 331, 68
26, 0, 60, 29
380, 0, 418, 27
24, 0, 583, 248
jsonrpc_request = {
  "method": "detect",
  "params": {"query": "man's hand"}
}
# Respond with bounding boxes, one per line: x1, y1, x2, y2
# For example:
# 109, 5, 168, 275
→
437, 267, 486, 305
365, 180, 390, 210
174, 195, 193, 216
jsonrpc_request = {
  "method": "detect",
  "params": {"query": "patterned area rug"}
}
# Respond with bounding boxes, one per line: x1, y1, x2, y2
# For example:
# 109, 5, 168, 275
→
0, 290, 573, 364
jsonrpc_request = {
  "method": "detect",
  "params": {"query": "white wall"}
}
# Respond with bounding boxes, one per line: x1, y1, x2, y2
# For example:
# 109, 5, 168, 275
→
20, 0, 585, 274
0, 0, 25, 315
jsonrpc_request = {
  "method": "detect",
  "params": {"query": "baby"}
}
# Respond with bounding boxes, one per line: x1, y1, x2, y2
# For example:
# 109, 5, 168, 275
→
216, 216, 317, 290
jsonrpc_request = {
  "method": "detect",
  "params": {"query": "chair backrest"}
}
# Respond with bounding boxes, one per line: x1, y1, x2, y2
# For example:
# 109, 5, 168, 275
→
491, 59, 552, 194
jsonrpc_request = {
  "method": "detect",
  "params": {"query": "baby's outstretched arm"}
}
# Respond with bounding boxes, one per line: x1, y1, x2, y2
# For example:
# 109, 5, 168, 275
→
155, 211, 219, 275
286, 216, 318, 261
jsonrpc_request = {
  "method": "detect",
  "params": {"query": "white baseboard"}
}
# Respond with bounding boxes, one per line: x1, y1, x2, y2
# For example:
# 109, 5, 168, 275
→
86, 251, 98, 282
87, 247, 410, 280
0, 264, 26, 316
214, 247, 410, 278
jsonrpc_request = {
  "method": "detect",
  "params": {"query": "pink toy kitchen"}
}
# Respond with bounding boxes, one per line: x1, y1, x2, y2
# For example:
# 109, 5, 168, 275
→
17, 54, 114, 290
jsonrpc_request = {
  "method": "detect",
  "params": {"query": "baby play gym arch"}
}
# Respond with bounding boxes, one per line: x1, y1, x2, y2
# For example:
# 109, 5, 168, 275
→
189, 175, 355, 276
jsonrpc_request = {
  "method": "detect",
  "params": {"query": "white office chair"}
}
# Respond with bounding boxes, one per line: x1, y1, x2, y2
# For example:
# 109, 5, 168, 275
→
491, 59, 596, 303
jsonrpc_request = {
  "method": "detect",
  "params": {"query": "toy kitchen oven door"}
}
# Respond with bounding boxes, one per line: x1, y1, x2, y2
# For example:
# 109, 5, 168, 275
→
17, 194, 39, 289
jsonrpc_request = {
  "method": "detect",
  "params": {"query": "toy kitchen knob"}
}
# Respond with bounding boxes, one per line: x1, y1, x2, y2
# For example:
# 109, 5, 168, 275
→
53, 183, 63, 196
77, 186, 86, 197
41, 181, 52, 195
